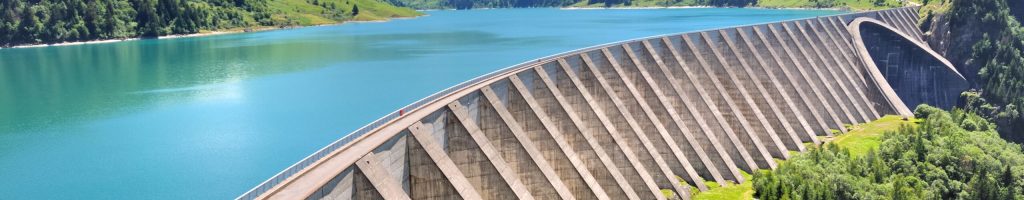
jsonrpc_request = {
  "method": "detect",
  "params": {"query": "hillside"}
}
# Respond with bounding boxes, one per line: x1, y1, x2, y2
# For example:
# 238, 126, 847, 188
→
390, 0, 906, 11
918, 0, 1024, 141
0, 0, 421, 47
754, 105, 1024, 199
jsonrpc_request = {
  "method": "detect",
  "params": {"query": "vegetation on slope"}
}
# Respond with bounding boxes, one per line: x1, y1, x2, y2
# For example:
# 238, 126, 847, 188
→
920, 0, 1024, 142
692, 170, 755, 200
753, 105, 1024, 199
0, 0, 420, 47
830, 115, 921, 157
683, 115, 918, 200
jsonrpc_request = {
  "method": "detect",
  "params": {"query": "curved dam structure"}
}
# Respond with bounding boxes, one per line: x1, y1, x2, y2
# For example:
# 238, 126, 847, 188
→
239, 7, 967, 200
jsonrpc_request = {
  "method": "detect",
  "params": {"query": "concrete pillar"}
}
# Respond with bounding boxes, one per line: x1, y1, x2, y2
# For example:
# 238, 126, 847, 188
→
825, 16, 871, 88
307, 166, 356, 200
407, 124, 476, 200
475, 87, 575, 200
887, 10, 913, 40
881, 10, 913, 41
735, 27, 822, 145
407, 122, 485, 199
815, 17, 882, 119
351, 166, 385, 200
419, 109, 517, 200
808, 18, 881, 121
834, 16, 902, 116
532, 65, 649, 200
677, 34, 766, 172
716, 29, 807, 153
355, 152, 413, 200
506, 76, 613, 200
750, 25, 835, 136
795, 20, 872, 123
546, 61, 674, 199
886, 9, 920, 42
766, 23, 846, 135
826, 16, 896, 116
636, 38, 745, 184
578, 52, 712, 190
560, 57, 698, 196
698, 31, 790, 161
898, 8, 924, 41
783, 21, 860, 126
891, 9, 921, 41
447, 101, 536, 200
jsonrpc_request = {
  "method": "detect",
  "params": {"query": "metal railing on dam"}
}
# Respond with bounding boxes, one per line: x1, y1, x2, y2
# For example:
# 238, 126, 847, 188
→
238, 6, 966, 200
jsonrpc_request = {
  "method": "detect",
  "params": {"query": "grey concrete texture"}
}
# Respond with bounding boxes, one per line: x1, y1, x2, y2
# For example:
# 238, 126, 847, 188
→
255, 6, 970, 200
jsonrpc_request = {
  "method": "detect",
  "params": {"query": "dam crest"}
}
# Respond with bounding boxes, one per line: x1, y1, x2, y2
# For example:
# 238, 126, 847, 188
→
239, 7, 967, 200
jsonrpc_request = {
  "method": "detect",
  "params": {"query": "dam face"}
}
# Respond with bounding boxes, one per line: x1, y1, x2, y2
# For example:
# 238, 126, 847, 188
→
849, 18, 969, 113
239, 7, 965, 200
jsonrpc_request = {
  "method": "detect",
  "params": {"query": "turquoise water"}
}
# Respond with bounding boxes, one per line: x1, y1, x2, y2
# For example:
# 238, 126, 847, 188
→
0, 8, 842, 199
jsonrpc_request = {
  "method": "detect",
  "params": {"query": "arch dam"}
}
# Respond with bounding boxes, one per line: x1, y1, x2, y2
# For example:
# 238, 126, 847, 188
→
239, 6, 968, 200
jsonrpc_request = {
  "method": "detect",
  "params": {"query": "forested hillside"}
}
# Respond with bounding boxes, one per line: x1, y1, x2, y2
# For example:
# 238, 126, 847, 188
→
919, 0, 1024, 141
754, 105, 1024, 199
388, 0, 904, 10
0, 0, 420, 47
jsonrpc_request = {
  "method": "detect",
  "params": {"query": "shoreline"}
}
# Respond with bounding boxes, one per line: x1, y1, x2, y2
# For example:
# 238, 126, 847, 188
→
1, 15, 425, 50
2, 6, 852, 49
560, 5, 844, 11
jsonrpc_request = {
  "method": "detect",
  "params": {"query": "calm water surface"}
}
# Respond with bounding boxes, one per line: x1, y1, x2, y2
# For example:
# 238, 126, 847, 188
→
0, 8, 842, 199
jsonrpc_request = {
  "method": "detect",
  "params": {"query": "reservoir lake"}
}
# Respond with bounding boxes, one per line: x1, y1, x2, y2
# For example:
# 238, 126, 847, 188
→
0, 8, 842, 199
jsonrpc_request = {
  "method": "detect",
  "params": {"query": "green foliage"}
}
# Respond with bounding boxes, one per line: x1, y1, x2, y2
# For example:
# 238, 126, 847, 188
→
830, 115, 919, 157
693, 170, 755, 200
753, 105, 1024, 200
0, 0, 419, 47
922, 0, 1024, 141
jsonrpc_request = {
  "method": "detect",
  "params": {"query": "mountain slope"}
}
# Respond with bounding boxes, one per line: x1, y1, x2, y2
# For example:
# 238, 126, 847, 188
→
0, 0, 421, 47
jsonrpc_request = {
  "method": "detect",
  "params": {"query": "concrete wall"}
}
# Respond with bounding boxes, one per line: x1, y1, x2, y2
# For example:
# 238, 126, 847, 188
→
256, 6, 968, 200
850, 18, 969, 112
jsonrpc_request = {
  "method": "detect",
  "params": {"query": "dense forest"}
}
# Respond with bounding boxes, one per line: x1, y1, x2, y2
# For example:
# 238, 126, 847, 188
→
754, 105, 1024, 199
0, 0, 419, 47
919, 0, 1024, 141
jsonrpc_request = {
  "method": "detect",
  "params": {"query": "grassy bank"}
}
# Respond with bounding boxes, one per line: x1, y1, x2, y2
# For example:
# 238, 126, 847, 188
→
268, 0, 422, 26
676, 115, 916, 200
829, 115, 921, 157
753, 105, 1023, 199
692, 171, 756, 200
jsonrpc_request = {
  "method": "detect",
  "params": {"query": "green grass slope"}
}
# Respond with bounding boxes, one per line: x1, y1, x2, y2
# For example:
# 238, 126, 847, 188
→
692, 171, 756, 200
268, 0, 422, 26
829, 115, 921, 157
660, 116, 918, 200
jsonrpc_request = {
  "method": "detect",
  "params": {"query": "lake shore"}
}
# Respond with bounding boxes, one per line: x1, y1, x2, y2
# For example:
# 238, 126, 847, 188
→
1, 6, 847, 49
561, 5, 845, 10
1, 16, 424, 50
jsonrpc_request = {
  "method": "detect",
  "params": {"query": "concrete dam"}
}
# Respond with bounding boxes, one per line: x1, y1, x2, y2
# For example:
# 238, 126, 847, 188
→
238, 6, 968, 200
